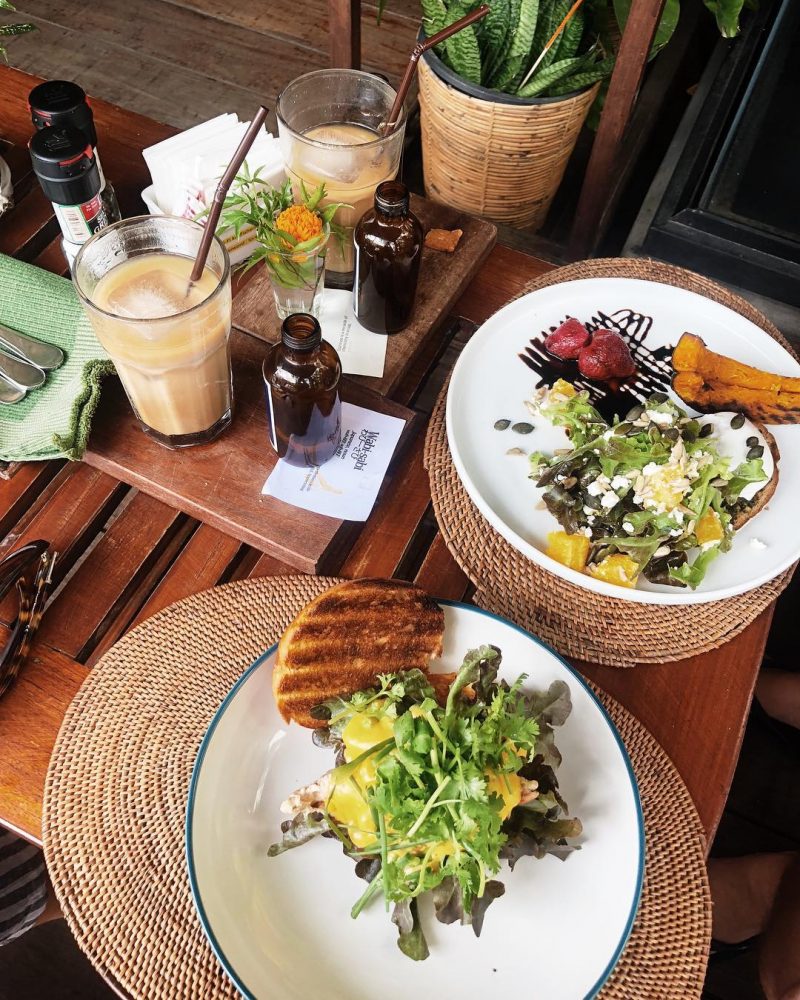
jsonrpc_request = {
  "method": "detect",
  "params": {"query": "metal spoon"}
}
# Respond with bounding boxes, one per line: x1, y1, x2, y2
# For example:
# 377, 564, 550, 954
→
0, 350, 46, 390
0, 323, 64, 371
0, 375, 26, 405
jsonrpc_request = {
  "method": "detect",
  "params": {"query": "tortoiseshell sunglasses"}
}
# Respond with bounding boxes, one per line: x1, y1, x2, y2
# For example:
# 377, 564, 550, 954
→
0, 540, 57, 700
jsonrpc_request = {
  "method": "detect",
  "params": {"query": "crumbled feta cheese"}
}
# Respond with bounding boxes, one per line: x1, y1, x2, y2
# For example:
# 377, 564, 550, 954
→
673, 510, 685, 524
750, 537, 767, 550
587, 514, 596, 525
601, 492, 621, 510
700, 540, 720, 552
623, 521, 635, 533
586, 480, 605, 497
642, 462, 661, 476
610, 475, 630, 491
583, 505, 596, 516
582, 526, 593, 538
646, 409, 674, 426
669, 528, 683, 537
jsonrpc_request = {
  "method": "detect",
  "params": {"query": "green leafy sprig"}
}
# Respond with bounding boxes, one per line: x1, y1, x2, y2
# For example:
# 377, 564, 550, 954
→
0, 0, 35, 62
271, 649, 580, 960
203, 164, 349, 290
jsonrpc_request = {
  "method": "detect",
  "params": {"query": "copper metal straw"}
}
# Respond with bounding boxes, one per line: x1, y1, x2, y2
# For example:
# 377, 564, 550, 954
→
383, 5, 490, 136
188, 105, 269, 287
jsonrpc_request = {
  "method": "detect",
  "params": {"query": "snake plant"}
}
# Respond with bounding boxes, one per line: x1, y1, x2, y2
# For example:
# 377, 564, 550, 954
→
0, 0, 35, 62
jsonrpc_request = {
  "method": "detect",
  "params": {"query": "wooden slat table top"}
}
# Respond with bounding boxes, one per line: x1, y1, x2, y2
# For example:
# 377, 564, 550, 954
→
0, 66, 771, 853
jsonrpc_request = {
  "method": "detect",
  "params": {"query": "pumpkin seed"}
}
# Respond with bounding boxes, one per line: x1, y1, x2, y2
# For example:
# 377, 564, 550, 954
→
494, 419, 511, 431
512, 421, 534, 434
648, 425, 661, 442
663, 427, 680, 441
613, 421, 632, 435
650, 391, 669, 404
626, 404, 644, 421
699, 423, 713, 438
746, 436, 759, 447
506, 447, 526, 456
747, 445, 764, 460
730, 413, 745, 429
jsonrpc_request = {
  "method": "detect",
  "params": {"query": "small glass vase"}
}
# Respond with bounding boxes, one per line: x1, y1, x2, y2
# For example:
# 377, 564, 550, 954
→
265, 233, 328, 320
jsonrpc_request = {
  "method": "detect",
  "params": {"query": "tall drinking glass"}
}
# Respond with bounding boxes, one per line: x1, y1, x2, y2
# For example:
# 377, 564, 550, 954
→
74, 216, 233, 448
276, 70, 406, 289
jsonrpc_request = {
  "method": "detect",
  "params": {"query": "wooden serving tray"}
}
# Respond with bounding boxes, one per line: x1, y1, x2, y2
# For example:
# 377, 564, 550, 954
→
83, 327, 415, 574
231, 193, 497, 398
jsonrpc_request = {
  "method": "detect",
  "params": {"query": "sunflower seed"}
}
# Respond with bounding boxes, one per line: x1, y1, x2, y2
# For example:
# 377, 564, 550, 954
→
512, 422, 534, 434
730, 413, 745, 429
747, 445, 764, 460
494, 419, 511, 431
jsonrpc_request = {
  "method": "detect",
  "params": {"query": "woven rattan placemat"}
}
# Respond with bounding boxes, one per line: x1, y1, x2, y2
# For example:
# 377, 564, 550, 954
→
425, 257, 797, 666
44, 575, 710, 999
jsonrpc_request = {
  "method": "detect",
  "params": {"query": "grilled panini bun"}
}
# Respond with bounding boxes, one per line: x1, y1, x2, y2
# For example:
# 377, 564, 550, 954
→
731, 422, 779, 530
273, 578, 445, 728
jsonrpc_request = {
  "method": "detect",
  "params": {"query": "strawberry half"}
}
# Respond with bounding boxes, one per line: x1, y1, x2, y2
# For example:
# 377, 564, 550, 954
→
544, 317, 591, 360
577, 328, 637, 380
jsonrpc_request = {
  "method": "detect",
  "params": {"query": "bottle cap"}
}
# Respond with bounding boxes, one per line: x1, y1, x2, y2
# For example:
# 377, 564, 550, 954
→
375, 180, 410, 217
29, 80, 97, 148
29, 127, 100, 206
281, 313, 322, 352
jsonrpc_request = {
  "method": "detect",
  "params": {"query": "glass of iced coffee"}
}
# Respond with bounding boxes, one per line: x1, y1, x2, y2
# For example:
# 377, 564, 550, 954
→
276, 70, 407, 289
73, 216, 232, 448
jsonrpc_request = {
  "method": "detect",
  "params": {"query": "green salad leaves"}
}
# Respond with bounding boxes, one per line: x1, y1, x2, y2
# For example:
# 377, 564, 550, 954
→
269, 647, 580, 959
530, 384, 769, 588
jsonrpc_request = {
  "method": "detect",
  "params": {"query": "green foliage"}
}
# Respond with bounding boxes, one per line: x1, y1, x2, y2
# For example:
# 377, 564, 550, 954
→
613, 0, 679, 57
270, 650, 580, 959
702, 0, 747, 36
206, 164, 348, 289
380, 0, 749, 101
0, 1, 34, 62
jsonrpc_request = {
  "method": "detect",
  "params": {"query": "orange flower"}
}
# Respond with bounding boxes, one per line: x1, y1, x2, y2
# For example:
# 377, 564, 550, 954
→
275, 205, 323, 244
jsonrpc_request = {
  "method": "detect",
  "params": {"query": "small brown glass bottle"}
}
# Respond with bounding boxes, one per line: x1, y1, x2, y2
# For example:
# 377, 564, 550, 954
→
353, 180, 423, 335
263, 314, 342, 467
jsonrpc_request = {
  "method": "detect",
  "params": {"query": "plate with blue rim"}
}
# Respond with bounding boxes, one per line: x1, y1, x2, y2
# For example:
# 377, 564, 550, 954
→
187, 600, 644, 1000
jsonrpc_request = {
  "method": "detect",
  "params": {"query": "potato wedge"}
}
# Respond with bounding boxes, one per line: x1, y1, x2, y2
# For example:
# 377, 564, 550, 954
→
672, 333, 800, 393
672, 372, 800, 424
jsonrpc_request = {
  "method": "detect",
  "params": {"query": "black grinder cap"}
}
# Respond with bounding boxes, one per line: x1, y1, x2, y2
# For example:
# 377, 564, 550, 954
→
29, 126, 100, 206
29, 80, 97, 147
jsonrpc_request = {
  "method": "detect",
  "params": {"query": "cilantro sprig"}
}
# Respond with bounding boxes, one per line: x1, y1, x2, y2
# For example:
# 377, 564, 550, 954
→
271, 647, 581, 960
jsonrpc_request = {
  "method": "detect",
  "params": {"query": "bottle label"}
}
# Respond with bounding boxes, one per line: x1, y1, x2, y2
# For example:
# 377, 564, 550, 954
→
52, 194, 109, 245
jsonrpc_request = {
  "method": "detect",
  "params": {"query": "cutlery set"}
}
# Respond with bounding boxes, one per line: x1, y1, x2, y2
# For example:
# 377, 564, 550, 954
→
0, 323, 64, 403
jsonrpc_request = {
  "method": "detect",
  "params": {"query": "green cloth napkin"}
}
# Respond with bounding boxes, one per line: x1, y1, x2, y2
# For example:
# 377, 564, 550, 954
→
0, 253, 114, 462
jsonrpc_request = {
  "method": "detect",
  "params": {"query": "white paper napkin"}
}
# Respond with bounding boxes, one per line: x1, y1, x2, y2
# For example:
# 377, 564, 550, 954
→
263, 403, 405, 520
319, 290, 387, 379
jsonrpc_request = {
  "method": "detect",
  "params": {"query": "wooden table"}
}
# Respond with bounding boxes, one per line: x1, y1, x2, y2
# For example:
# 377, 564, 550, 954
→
0, 65, 773, 851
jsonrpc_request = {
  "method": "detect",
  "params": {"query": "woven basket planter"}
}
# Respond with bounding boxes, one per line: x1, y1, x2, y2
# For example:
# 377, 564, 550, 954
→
418, 55, 598, 231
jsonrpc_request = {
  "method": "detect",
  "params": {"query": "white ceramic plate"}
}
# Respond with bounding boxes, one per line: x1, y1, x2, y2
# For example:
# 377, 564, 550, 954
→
446, 277, 800, 604
187, 602, 643, 1000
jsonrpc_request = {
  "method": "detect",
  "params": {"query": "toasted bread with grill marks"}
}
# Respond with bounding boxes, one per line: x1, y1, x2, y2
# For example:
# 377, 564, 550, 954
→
273, 579, 445, 728
731, 422, 779, 530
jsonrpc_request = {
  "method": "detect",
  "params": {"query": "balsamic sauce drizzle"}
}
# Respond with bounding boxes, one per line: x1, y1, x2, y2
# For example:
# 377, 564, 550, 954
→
519, 308, 674, 423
